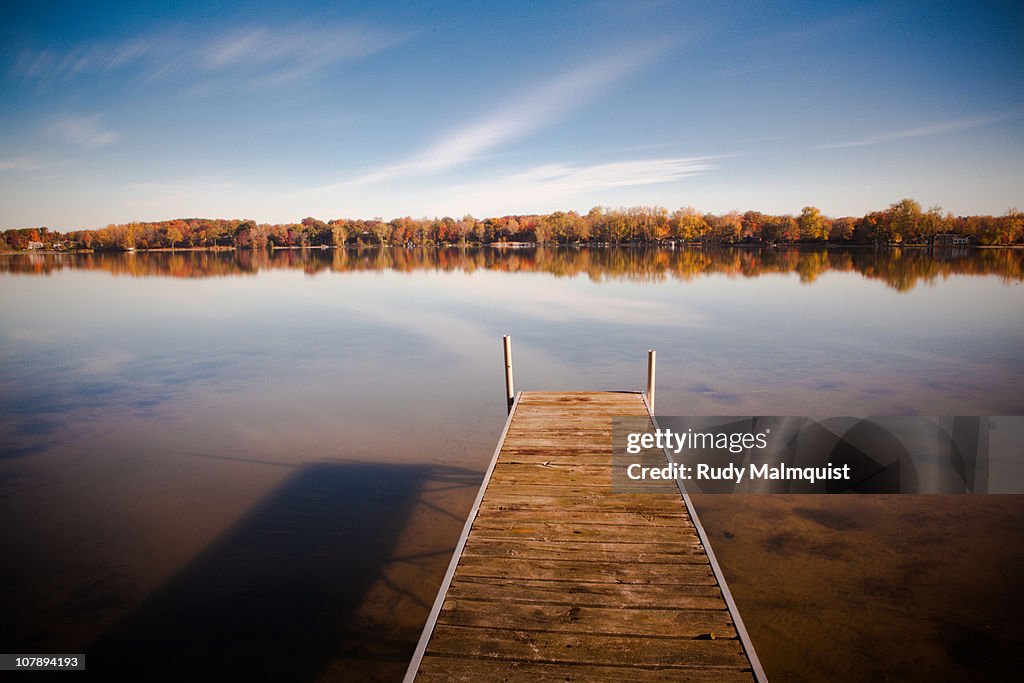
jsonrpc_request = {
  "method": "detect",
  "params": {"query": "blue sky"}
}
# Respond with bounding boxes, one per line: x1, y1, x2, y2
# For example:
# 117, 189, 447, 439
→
1, 0, 1022, 229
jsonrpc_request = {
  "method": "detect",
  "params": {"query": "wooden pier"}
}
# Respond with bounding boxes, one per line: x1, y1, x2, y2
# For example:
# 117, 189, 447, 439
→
405, 388, 766, 681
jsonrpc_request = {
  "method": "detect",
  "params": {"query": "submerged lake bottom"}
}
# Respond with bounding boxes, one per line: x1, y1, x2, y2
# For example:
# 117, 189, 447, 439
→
1, 247, 1023, 681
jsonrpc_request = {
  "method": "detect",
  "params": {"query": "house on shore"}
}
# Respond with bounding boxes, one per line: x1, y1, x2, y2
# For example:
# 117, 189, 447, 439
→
933, 233, 978, 246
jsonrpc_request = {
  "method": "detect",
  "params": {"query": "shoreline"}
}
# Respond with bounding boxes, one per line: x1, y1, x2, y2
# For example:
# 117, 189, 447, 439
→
3, 243, 1022, 256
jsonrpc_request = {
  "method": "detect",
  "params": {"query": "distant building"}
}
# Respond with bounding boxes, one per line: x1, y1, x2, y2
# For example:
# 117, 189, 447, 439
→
27, 241, 44, 250
933, 233, 978, 247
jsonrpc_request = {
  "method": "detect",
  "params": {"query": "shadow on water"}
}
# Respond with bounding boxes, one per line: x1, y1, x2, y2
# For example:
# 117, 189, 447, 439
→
84, 460, 478, 682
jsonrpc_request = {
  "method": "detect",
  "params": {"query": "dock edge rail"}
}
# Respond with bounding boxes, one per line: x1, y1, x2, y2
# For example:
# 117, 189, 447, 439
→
402, 391, 523, 682
643, 393, 769, 683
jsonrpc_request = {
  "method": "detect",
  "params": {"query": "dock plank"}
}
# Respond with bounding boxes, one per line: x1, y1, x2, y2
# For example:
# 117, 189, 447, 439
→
436, 599, 738, 638
446, 576, 729, 610
461, 538, 707, 563
453, 556, 716, 584
469, 522, 698, 544
416, 656, 755, 682
425, 624, 750, 669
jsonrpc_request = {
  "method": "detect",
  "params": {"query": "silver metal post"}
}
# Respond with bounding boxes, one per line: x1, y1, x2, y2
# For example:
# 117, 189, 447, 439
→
647, 349, 656, 412
503, 335, 515, 413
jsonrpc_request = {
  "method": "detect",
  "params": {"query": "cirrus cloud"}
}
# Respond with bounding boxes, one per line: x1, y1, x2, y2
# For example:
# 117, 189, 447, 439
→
50, 115, 119, 148
332, 41, 679, 189
448, 156, 715, 209
11, 21, 411, 89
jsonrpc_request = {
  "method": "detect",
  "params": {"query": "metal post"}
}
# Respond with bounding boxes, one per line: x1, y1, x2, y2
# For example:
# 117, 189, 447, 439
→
503, 335, 515, 413
647, 349, 656, 412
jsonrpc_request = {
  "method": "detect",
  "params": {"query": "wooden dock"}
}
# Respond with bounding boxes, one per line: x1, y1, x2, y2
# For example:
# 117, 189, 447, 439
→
405, 391, 766, 681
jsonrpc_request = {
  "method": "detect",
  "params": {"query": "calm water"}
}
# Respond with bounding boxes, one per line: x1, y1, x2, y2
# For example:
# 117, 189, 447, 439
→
1, 247, 1023, 681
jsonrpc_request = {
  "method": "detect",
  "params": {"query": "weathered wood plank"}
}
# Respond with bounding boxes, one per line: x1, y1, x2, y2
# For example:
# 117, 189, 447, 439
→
416, 656, 755, 682
512, 412, 643, 420
471, 511, 695, 531
504, 422, 622, 430
454, 556, 716, 585
514, 403, 633, 409
491, 463, 617, 476
517, 391, 645, 400
436, 599, 737, 639
499, 443, 612, 452
461, 538, 707, 564
469, 521, 697, 544
426, 624, 750, 670
513, 405, 644, 414
488, 472, 610, 487
475, 509, 692, 527
480, 486, 681, 502
479, 495, 687, 515
446, 576, 728, 610
509, 417, 639, 424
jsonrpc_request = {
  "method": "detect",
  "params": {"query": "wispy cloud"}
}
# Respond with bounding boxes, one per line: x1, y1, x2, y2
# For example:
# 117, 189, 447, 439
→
11, 21, 409, 88
198, 23, 409, 86
763, 9, 872, 45
11, 35, 178, 81
815, 112, 1022, 150
128, 177, 237, 193
203, 29, 269, 68
0, 156, 59, 172
50, 115, 119, 148
450, 157, 714, 208
335, 44, 674, 188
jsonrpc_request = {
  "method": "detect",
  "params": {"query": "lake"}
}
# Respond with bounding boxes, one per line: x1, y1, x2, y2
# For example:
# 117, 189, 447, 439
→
2, 246, 1023, 681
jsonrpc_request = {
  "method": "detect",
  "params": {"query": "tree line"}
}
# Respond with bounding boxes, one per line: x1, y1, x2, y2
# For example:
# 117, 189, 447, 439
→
2, 199, 1022, 251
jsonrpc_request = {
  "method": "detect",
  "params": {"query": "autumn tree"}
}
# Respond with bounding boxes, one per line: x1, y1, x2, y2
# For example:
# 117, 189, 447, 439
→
798, 206, 827, 242
741, 211, 765, 240
164, 225, 184, 248
457, 214, 476, 243
919, 206, 948, 242
854, 211, 883, 244
703, 211, 741, 243
759, 216, 783, 243
670, 207, 708, 242
829, 217, 856, 242
116, 223, 140, 250
888, 198, 923, 243
234, 220, 257, 249
779, 215, 799, 242
1002, 208, 1024, 244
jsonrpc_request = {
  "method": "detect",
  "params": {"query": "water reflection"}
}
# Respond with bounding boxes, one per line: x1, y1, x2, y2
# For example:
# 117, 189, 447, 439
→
3, 246, 1023, 291
1, 246, 1023, 681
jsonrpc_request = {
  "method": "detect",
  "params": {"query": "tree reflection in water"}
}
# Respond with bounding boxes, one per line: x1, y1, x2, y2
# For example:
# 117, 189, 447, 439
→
3, 246, 1022, 292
